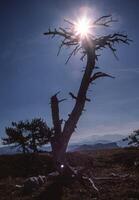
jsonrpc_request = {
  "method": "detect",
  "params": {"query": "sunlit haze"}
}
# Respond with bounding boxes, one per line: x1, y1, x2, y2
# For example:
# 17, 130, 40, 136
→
74, 16, 92, 39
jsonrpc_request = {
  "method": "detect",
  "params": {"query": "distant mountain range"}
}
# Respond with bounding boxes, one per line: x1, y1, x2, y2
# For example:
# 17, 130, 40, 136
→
80, 134, 126, 144
68, 134, 129, 151
0, 134, 129, 155
72, 142, 118, 151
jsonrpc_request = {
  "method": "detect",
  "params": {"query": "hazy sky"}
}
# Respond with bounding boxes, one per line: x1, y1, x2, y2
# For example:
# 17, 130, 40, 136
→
0, 0, 139, 142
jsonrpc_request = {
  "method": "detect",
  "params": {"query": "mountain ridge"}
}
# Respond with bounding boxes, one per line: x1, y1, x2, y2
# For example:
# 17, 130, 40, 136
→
0, 134, 128, 154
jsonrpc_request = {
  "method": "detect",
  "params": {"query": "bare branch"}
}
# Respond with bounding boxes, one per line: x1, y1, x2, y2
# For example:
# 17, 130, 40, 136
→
44, 17, 131, 64
80, 52, 87, 61
93, 15, 118, 27
57, 42, 64, 56
82, 175, 99, 192
58, 98, 67, 103
69, 92, 77, 100
85, 97, 91, 102
64, 19, 75, 26
69, 92, 90, 102
90, 72, 115, 83
65, 45, 80, 64
44, 28, 70, 39
95, 33, 132, 58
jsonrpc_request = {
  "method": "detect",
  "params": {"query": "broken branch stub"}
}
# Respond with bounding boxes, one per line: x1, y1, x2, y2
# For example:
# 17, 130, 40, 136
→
51, 93, 61, 135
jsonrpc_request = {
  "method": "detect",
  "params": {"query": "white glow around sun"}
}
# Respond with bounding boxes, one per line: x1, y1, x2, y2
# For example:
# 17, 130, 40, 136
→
74, 16, 92, 39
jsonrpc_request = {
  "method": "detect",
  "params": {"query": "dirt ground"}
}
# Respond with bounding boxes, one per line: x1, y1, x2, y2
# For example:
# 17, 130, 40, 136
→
0, 148, 139, 200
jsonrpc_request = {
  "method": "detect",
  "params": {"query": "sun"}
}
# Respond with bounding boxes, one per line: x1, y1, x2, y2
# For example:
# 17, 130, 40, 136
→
74, 16, 92, 39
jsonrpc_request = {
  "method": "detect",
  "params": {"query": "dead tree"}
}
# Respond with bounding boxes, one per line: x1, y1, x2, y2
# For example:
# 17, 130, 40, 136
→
44, 15, 131, 172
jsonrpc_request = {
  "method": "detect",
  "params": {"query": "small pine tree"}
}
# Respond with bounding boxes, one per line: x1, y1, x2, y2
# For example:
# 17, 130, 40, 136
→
2, 118, 51, 153
3, 121, 29, 154
26, 118, 51, 152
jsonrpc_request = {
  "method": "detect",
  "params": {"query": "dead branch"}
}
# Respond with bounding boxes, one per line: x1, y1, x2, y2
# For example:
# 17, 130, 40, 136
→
69, 92, 77, 100
93, 15, 118, 27
90, 72, 115, 83
44, 27, 78, 45
82, 175, 99, 192
93, 173, 130, 181
64, 19, 75, 26
95, 33, 132, 58
65, 45, 80, 64
44, 28, 71, 39
85, 97, 91, 102
44, 17, 131, 64
80, 52, 87, 61
69, 92, 91, 102
58, 98, 67, 103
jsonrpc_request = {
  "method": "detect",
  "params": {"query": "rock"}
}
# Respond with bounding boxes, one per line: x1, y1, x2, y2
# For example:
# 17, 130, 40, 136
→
47, 171, 60, 181
23, 175, 47, 193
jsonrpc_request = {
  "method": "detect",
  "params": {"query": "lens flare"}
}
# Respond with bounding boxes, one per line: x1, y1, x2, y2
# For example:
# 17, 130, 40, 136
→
60, 164, 64, 168
74, 16, 92, 39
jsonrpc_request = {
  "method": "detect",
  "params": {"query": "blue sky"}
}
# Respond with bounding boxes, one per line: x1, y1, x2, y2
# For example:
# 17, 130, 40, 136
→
0, 0, 139, 142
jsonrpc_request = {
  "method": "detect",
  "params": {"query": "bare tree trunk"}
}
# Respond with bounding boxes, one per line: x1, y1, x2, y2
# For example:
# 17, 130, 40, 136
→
43, 16, 131, 196
50, 47, 96, 170
44, 17, 131, 171
50, 93, 64, 169
62, 49, 95, 151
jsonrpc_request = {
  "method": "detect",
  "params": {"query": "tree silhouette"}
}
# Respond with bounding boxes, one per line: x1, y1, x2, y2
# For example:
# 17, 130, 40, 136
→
124, 129, 139, 147
27, 118, 51, 153
3, 121, 29, 154
44, 15, 131, 174
3, 118, 51, 153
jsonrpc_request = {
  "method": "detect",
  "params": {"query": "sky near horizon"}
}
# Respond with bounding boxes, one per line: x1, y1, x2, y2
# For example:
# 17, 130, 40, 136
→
0, 0, 139, 143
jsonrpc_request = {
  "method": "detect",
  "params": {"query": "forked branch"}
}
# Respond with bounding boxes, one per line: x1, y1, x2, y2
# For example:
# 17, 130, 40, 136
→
93, 15, 118, 27
90, 72, 115, 83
